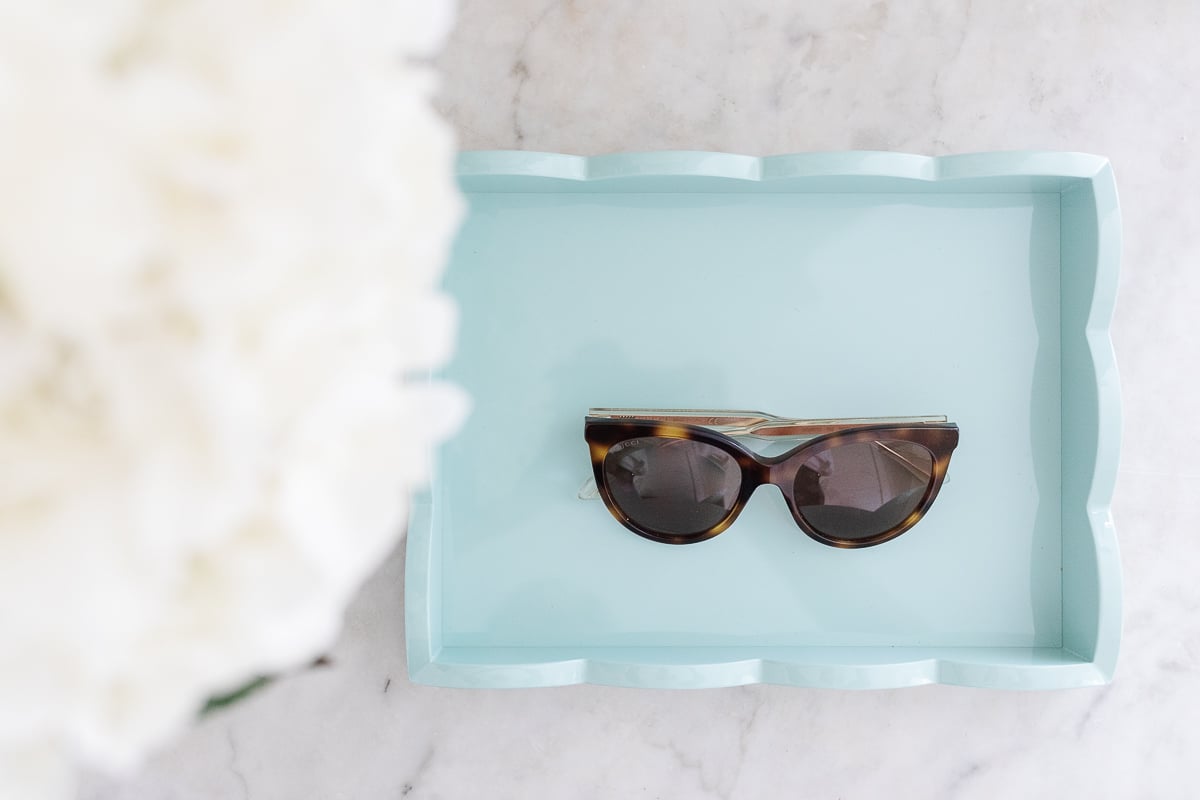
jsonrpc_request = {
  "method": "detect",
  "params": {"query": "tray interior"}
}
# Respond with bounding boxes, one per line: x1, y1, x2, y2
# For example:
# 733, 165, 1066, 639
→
407, 153, 1120, 689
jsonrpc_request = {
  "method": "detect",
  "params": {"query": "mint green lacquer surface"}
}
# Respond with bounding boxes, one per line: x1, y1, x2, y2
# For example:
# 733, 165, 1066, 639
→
406, 152, 1122, 690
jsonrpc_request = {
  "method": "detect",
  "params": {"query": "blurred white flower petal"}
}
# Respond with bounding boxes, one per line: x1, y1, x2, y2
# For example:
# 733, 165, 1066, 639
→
0, 1, 464, 797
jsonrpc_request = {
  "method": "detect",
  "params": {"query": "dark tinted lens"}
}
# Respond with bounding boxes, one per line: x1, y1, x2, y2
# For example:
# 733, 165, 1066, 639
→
603, 437, 741, 536
794, 439, 934, 541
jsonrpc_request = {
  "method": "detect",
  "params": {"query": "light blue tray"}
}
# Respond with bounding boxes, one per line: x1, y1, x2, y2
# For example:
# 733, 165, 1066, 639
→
407, 151, 1122, 689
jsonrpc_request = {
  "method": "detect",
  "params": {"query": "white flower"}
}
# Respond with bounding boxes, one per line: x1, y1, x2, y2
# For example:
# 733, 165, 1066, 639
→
0, 2, 465, 796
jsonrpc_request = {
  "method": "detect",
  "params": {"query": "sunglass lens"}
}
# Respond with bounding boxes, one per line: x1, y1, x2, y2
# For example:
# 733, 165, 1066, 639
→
794, 439, 934, 541
603, 438, 741, 536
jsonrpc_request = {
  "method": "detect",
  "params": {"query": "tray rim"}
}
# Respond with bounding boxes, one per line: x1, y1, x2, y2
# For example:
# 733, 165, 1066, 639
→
406, 150, 1122, 690
455, 148, 1112, 186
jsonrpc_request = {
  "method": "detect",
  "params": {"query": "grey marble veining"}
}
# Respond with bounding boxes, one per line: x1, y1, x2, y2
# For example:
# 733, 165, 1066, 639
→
82, 1, 1200, 797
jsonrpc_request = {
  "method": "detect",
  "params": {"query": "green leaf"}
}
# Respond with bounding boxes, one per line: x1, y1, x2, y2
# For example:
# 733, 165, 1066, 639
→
200, 676, 272, 716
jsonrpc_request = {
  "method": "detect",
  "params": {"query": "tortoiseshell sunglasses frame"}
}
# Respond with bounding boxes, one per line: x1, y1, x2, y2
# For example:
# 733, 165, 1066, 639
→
584, 410, 960, 547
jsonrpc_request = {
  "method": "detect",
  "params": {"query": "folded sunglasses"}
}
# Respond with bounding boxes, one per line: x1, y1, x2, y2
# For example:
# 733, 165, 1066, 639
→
584, 409, 959, 547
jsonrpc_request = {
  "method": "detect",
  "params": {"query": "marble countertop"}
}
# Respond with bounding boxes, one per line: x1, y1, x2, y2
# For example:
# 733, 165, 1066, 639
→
83, 1, 1200, 797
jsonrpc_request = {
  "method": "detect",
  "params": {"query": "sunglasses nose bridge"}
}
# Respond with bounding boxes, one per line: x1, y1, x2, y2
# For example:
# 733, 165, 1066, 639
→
764, 458, 797, 489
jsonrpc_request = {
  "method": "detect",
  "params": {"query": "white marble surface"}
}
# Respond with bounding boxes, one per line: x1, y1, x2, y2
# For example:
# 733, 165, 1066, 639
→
81, 1, 1200, 797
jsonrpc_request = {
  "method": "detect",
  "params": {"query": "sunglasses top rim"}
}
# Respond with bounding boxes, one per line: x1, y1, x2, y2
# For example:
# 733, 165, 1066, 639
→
586, 408, 949, 437
584, 416, 959, 462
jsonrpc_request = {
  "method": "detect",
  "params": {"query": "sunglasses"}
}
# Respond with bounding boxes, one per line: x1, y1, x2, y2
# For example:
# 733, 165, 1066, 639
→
584, 409, 959, 547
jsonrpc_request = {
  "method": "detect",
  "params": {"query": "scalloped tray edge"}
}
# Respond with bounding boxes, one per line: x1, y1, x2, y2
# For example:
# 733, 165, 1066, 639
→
455, 149, 1112, 184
